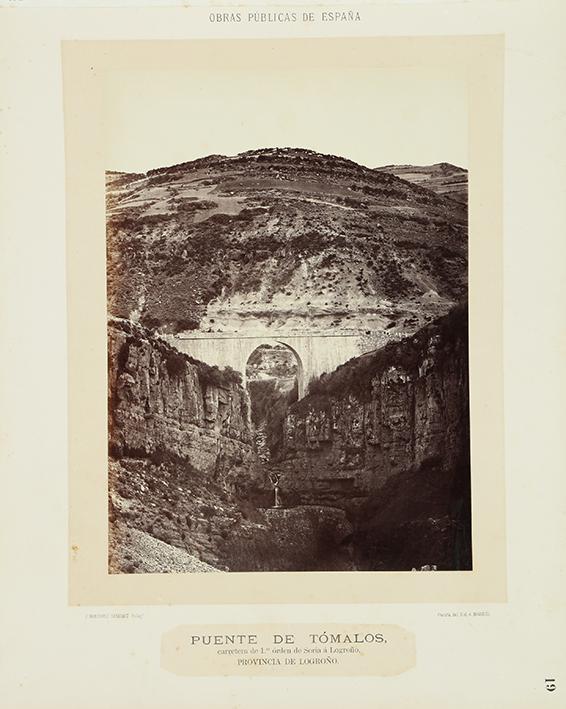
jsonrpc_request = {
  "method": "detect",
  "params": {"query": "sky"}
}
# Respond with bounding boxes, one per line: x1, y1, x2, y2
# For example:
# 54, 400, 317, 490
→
103, 66, 468, 173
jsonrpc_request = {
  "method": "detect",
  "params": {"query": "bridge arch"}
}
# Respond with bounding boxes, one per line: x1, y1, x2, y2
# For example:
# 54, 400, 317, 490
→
241, 339, 305, 399
168, 331, 362, 401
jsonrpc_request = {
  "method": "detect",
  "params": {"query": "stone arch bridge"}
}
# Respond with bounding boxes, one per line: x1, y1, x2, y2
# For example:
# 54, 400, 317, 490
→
168, 332, 364, 399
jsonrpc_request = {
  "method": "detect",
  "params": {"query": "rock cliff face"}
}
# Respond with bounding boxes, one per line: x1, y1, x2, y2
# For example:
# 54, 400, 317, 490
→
280, 306, 468, 499
273, 305, 471, 570
108, 318, 256, 491
107, 319, 355, 572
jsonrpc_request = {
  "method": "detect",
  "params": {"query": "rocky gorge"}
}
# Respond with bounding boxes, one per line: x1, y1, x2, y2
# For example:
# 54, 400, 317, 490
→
108, 304, 470, 572
106, 147, 470, 572
107, 318, 355, 572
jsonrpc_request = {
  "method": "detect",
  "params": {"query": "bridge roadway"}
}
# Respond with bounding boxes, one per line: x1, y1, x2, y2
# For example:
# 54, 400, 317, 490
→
167, 331, 364, 399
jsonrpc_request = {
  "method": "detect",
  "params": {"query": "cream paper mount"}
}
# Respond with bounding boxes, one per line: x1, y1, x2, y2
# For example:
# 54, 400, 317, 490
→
64, 35, 504, 606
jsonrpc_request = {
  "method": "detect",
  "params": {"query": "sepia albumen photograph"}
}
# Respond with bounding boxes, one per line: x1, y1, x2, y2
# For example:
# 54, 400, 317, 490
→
105, 67, 470, 573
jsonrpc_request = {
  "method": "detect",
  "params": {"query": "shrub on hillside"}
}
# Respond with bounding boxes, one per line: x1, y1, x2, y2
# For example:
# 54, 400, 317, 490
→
172, 317, 200, 334
165, 351, 187, 379
197, 363, 241, 389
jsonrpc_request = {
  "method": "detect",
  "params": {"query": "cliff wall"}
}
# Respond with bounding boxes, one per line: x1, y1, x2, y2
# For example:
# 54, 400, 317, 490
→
108, 318, 256, 491
277, 305, 469, 508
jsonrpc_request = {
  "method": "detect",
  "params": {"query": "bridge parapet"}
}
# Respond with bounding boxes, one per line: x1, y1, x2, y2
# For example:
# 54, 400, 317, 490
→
164, 331, 367, 399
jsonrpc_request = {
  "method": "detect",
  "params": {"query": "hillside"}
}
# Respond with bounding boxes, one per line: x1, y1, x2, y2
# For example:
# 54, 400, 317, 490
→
374, 162, 468, 205
106, 148, 468, 342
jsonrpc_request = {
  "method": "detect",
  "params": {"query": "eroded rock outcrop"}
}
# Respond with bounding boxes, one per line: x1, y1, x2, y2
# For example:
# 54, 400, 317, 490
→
278, 305, 468, 504
108, 318, 256, 491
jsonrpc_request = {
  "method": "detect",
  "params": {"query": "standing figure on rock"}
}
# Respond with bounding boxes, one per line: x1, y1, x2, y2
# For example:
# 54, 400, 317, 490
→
269, 472, 282, 509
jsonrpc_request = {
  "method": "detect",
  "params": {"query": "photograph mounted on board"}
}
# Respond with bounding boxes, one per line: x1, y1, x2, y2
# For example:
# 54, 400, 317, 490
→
105, 65, 470, 574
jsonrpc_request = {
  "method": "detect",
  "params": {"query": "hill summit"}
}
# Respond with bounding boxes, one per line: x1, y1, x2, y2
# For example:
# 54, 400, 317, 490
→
106, 147, 467, 344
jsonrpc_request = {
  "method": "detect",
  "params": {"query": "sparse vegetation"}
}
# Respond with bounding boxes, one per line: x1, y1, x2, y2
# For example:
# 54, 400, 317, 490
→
165, 350, 187, 379
106, 148, 467, 331
110, 318, 242, 391
299, 303, 467, 409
